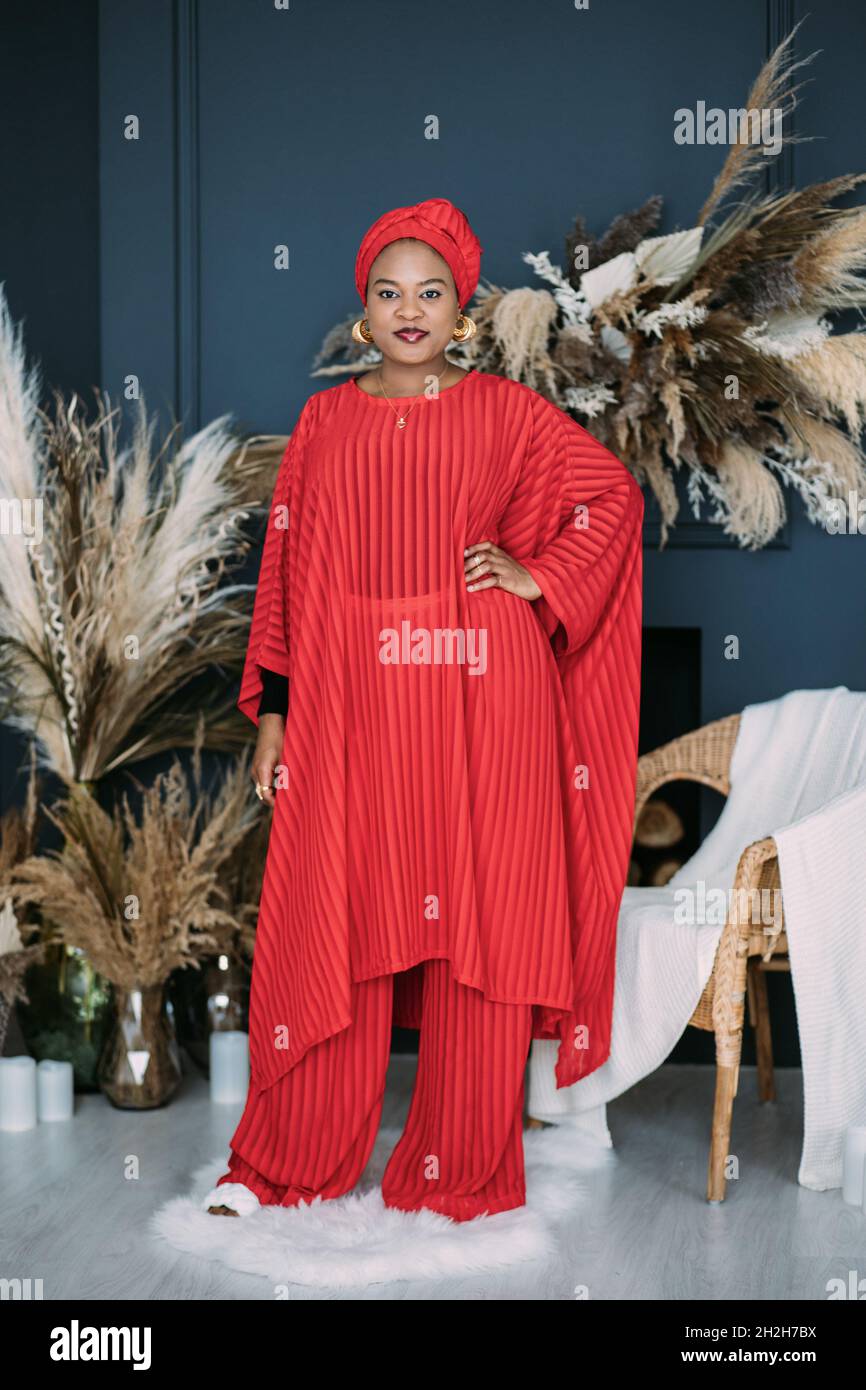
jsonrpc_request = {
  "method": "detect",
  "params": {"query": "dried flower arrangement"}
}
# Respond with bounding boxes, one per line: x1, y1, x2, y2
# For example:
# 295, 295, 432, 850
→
0, 287, 282, 785
8, 723, 262, 991
311, 21, 866, 549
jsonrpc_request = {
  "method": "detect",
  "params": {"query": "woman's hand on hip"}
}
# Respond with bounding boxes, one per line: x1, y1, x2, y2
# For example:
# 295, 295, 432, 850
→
252, 714, 285, 807
464, 541, 542, 600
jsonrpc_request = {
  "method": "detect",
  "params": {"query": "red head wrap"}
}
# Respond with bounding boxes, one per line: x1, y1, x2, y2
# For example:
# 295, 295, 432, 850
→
354, 196, 483, 311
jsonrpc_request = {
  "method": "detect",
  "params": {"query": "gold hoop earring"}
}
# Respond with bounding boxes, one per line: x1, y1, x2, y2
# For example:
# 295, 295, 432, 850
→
452, 313, 477, 343
352, 317, 375, 345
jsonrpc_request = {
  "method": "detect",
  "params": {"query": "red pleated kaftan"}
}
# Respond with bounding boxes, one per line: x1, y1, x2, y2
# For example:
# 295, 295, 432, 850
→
238, 368, 644, 1097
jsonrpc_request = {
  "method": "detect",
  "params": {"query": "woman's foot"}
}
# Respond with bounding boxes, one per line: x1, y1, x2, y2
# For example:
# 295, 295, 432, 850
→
201, 1181, 261, 1216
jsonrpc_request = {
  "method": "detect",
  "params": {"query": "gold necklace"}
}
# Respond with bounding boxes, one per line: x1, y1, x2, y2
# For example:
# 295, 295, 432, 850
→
377, 365, 451, 428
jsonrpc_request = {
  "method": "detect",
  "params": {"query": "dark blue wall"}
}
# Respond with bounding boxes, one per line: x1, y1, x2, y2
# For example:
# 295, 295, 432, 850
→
0, 1, 99, 401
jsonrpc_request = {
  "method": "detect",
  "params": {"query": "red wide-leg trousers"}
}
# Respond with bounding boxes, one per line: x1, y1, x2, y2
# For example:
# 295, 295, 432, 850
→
216, 958, 534, 1221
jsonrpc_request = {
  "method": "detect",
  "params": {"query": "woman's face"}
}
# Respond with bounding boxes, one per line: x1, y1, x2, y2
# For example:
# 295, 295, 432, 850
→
364, 239, 460, 367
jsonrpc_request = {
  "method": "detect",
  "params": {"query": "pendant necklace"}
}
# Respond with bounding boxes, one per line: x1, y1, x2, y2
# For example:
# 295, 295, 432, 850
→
377, 364, 451, 429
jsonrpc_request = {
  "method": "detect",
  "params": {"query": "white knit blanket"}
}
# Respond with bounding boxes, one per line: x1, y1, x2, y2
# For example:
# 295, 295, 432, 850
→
528, 686, 866, 1191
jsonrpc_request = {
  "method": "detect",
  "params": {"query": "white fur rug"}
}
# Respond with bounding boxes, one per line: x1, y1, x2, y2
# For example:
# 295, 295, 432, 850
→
150, 1120, 613, 1289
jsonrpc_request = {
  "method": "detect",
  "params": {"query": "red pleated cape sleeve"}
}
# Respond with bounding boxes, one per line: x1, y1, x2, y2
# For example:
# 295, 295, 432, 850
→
237, 400, 312, 727
497, 389, 644, 1087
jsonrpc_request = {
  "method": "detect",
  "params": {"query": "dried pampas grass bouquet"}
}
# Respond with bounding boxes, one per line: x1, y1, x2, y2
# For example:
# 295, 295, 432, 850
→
8, 724, 262, 991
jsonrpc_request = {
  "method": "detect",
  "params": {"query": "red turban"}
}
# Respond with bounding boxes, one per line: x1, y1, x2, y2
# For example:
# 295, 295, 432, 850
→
354, 196, 483, 311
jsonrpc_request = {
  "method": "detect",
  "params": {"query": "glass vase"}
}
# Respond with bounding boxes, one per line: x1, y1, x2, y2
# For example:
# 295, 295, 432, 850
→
97, 982, 182, 1109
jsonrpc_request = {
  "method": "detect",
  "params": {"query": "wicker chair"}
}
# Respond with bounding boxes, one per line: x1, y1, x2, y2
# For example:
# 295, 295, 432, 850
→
634, 713, 788, 1203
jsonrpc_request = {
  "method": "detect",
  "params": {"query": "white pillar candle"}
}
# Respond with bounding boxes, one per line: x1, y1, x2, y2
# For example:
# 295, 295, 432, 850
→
0, 1055, 38, 1131
37, 1059, 74, 1122
841, 1124, 866, 1205
209, 1030, 249, 1104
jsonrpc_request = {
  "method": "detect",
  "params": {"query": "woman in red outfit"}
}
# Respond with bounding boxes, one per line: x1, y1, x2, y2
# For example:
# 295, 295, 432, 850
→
203, 197, 643, 1223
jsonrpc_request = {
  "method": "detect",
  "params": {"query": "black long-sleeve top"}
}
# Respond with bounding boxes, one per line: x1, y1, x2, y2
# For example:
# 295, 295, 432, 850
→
257, 666, 289, 717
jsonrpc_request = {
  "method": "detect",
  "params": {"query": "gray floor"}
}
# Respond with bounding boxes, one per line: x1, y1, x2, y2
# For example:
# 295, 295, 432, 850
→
1, 1056, 863, 1300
